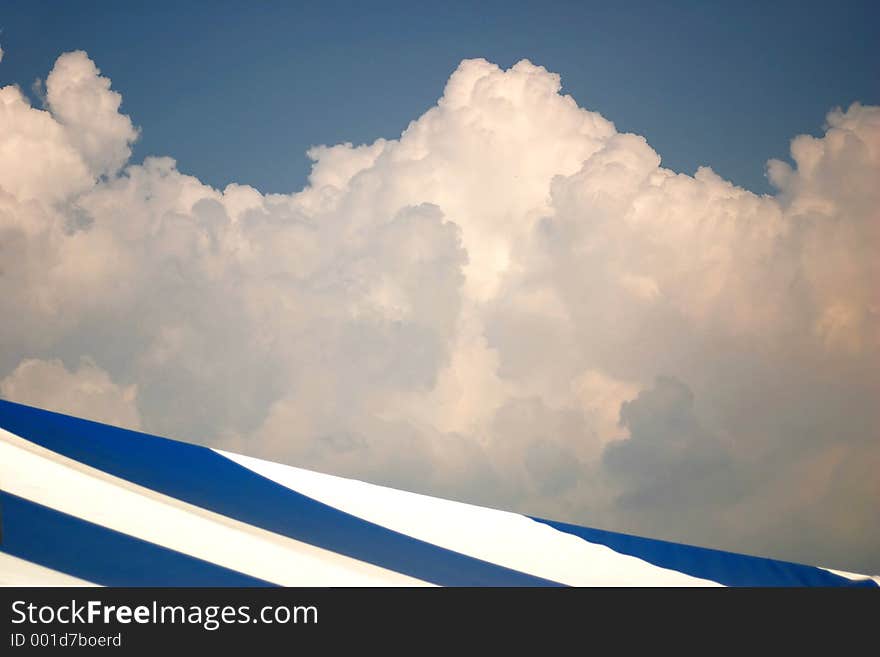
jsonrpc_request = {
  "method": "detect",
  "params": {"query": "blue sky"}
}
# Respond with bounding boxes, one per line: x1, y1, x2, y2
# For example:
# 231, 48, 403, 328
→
2, 0, 877, 194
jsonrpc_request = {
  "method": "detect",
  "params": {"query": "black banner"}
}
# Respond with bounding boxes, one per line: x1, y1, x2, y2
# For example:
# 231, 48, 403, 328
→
0, 587, 876, 652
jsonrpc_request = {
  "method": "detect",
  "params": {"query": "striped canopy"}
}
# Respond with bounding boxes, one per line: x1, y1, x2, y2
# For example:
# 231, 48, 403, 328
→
1, 399, 876, 587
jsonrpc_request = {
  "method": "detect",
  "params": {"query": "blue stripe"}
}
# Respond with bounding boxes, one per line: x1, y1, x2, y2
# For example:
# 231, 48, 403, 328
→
531, 517, 878, 588
0, 492, 274, 586
0, 400, 561, 586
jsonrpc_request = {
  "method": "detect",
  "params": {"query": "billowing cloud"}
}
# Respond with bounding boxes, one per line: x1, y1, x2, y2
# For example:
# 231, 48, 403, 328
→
0, 51, 877, 572
0, 357, 141, 429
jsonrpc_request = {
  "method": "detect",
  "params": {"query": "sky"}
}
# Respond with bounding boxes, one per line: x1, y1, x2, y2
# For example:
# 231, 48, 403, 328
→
2, 0, 878, 194
0, 2, 878, 573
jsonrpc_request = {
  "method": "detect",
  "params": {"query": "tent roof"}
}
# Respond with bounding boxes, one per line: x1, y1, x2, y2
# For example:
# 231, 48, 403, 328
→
1, 399, 876, 587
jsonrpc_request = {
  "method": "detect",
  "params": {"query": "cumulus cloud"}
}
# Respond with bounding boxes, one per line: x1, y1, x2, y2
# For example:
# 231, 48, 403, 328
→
45, 51, 139, 179
0, 51, 877, 571
1, 358, 141, 429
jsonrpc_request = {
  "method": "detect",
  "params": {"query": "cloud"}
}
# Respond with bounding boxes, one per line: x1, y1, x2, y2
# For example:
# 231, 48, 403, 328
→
599, 377, 742, 549
45, 51, 139, 179
1, 358, 141, 429
605, 376, 721, 486
0, 51, 877, 571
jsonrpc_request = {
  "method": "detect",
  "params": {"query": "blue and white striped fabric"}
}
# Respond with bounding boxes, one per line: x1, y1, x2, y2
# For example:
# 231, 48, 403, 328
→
1, 399, 877, 587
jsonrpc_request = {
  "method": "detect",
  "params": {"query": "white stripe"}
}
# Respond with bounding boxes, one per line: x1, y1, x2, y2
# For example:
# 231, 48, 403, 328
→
0, 552, 98, 587
822, 567, 880, 586
218, 449, 722, 587
0, 429, 430, 587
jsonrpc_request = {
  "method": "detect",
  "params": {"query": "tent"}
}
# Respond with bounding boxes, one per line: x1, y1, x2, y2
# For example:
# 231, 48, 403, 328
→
1, 399, 876, 587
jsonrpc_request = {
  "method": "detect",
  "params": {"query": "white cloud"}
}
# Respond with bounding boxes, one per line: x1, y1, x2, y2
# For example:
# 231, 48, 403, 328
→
45, 51, 139, 178
1, 358, 141, 429
0, 50, 877, 571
